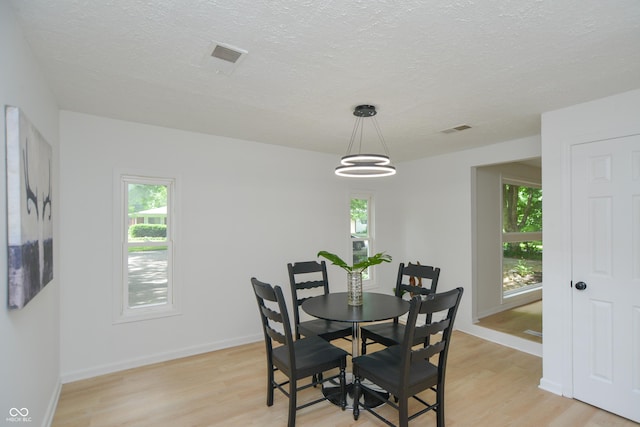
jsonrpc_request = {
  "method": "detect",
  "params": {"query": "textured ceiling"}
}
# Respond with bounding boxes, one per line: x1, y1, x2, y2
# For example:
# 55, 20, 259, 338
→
8, 0, 640, 162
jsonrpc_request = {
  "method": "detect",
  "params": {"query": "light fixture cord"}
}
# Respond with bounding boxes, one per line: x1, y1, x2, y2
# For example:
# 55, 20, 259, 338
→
343, 115, 391, 157
371, 116, 391, 157
344, 116, 362, 156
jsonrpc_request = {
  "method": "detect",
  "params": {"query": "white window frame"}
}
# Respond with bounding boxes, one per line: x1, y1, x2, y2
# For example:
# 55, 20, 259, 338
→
350, 193, 376, 284
500, 177, 542, 299
114, 174, 180, 323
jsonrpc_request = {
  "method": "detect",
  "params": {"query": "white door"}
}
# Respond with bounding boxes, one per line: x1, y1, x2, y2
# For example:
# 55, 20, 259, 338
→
571, 135, 640, 423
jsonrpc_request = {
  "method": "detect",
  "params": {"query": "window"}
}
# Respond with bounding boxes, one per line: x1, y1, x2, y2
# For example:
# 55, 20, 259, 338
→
350, 195, 373, 280
116, 175, 177, 321
502, 180, 542, 297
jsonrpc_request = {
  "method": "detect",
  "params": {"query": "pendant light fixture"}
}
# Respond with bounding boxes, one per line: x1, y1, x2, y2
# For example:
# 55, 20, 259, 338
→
335, 105, 396, 178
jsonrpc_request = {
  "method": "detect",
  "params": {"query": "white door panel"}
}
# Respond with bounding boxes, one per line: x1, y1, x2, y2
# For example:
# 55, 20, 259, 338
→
571, 135, 640, 423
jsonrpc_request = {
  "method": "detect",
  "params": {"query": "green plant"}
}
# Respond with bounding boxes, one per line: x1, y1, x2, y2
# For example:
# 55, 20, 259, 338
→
513, 259, 533, 276
128, 245, 167, 253
317, 250, 392, 273
129, 224, 166, 238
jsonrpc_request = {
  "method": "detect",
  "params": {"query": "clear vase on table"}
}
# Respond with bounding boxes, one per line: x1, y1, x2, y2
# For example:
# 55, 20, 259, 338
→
347, 272, 363, 306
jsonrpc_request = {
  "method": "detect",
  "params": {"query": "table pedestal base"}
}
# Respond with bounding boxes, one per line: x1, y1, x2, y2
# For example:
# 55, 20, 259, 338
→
322, 377, 389, 409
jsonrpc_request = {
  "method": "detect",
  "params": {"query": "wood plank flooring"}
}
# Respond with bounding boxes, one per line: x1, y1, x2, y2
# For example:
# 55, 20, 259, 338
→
477, 301, 542, 343
52, 331, 636, 426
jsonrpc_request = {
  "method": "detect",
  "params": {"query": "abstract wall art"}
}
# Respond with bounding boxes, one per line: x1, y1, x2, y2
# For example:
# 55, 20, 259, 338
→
5, 106, 53, 309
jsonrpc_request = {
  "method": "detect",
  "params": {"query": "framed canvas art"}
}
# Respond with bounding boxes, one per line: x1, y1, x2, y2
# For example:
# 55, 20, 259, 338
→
5, 106, 53, 309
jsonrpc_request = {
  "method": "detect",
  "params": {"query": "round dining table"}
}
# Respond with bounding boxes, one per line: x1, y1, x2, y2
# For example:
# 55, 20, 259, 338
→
302, 291, 410, 357
302, 292, 410, 408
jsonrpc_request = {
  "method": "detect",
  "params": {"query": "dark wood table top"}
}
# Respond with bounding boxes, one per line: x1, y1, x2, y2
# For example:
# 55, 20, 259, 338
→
302, 292, 410, 323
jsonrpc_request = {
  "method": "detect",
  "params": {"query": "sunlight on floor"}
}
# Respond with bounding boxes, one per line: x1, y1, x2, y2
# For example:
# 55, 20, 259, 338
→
477, 300, 542, 343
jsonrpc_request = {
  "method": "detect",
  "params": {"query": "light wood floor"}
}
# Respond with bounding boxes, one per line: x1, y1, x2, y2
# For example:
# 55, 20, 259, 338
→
477, 301, 542, 343
52, 331, 635, 427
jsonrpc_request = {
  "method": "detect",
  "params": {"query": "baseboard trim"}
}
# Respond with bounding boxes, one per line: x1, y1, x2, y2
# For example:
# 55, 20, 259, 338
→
538, 377, 563, 396
60, 333, 262, 384
43, 379, 62, 427
477, 293, 542, 319
460, 324, 542, 357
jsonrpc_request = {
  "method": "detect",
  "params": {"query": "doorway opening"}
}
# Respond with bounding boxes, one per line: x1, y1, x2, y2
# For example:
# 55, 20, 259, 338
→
473, 158, 542, 343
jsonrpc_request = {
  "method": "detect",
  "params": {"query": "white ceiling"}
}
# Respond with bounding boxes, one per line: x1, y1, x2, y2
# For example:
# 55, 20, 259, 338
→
8, 0, 640, 162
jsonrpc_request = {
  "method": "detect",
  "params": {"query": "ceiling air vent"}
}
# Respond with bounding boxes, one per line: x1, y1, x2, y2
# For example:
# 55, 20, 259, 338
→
211, 44, 244, 63
199, 41, 248, 75
440, 124, 472, 134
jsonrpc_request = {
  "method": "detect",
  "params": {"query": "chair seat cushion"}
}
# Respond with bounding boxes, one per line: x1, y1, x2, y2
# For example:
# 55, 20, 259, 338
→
353, 346, 438, 396
273, 336, 348, 378
361, 322, 430, 348
299, 319, 352, 340
360, 322, 405, 346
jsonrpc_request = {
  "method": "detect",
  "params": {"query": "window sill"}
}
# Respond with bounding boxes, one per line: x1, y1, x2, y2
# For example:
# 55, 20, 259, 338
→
114, 306, 181, 324
504, 283, 542, 299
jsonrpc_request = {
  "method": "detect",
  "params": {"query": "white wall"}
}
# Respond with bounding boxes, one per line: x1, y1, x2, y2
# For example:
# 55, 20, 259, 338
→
0, 3, 61, 426
381, 136, 543, 357
58, 111, 405, 380
540, 88, 640, 396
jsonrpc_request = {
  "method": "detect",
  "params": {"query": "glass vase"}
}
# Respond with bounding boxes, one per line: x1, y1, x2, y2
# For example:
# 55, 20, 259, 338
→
347, 272, 363, 306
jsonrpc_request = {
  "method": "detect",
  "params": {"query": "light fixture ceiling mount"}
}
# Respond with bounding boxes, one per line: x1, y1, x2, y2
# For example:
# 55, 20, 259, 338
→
335, 105, 396, 178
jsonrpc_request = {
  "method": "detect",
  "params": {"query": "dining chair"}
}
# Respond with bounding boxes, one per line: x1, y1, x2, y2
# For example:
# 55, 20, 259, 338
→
360, 262, 440, 354
250, 277, 347, 427
352, 287, 464, 427
287, 261, 352, 343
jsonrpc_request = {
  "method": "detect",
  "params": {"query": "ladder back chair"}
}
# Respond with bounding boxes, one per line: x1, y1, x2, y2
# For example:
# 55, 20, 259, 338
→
360, 262, 440, 354
287, 261, 352, 343
250, 277, 347, 427
353, 287, 464, 427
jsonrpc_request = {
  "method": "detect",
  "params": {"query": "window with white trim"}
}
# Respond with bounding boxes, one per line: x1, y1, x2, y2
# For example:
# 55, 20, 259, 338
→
350, 195, 374, 281
501, 179, 542, 298
117, 175, 177, 321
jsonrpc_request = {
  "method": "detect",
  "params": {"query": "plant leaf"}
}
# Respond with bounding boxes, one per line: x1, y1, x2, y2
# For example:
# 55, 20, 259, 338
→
317, 251, 352, 272
352, 252, 392, 272
318, 250, 392, 273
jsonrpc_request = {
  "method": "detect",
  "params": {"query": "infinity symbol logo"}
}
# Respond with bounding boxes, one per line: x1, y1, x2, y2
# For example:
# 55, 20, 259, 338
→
9, 408, 29, 417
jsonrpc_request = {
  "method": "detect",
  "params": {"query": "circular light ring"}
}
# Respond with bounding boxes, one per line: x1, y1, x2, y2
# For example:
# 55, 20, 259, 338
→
340, 154, 391, 166
335, 163, 397, 178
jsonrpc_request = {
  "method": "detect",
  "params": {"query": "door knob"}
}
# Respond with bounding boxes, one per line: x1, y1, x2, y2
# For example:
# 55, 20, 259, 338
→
575, 281, 587, 290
